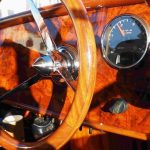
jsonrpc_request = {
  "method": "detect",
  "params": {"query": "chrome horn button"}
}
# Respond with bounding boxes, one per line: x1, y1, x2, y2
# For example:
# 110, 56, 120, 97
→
32, 45, 79, 91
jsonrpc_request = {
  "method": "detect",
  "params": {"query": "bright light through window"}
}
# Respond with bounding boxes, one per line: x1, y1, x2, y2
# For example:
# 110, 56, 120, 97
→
0, 0, 61, 18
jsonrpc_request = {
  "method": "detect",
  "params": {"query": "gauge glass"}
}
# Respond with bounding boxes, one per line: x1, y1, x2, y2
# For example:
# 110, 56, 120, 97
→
101, 15, 149, 69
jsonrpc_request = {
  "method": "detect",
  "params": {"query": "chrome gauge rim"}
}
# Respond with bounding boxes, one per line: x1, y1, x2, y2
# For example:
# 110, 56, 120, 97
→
101, 14, 149, 69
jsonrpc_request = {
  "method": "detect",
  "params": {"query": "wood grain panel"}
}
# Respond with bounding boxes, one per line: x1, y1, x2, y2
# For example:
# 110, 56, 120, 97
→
87, 3, 150, 138
1, 3, 150, 140
0, 0, 144, 29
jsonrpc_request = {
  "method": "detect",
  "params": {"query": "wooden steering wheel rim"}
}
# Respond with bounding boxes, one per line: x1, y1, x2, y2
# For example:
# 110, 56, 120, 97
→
0, 0, 97, 149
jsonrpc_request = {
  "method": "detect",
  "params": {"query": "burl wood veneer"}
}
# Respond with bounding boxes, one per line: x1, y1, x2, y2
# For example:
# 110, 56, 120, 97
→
1, 2, 150, 140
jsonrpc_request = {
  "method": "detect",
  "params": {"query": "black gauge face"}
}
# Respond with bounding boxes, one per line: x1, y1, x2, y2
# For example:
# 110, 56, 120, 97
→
101, 15, 148, 69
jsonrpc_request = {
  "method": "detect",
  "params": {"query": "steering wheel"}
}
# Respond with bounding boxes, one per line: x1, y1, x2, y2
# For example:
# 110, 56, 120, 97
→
0, 0, 96, 149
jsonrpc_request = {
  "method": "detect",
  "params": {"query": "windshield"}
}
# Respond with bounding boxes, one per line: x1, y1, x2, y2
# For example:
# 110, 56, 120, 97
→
0, 0, 61, 19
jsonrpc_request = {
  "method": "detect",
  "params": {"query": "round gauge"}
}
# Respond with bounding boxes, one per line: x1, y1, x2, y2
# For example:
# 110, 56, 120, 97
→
101, 14, 149, 69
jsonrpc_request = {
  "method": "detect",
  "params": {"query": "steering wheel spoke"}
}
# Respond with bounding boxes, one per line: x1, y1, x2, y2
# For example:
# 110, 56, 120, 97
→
28, 0, 79, 91
0, 74, 41, 101
28, 0, 57, 54
57, 67, 77, 91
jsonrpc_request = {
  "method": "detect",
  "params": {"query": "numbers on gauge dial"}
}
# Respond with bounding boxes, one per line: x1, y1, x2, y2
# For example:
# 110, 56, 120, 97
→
102, 15, 148, 69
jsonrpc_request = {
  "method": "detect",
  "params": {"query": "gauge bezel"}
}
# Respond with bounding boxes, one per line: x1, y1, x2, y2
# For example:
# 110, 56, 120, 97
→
101, 14, 150, 69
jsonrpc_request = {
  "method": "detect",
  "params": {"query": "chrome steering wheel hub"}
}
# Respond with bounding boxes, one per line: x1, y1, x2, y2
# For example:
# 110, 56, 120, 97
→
32, 45, 79, 90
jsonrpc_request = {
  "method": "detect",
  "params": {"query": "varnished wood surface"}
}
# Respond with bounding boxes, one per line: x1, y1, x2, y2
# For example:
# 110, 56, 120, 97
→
61, 127, 150, 150
87, 3, 150, 139
145, 0, 150, 5
0, 0, 144, 29
1, 2, 150, 143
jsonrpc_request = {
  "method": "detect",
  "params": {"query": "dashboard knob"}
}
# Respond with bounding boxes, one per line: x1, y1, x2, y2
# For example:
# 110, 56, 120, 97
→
109, 98, 128, 114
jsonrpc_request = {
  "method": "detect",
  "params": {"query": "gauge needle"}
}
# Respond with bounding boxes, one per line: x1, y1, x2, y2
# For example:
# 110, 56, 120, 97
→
117, 24, 125, 37
116, 55, 120, 64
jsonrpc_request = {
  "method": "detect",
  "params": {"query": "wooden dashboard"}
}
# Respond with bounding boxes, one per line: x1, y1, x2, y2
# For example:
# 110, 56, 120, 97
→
0, 0, 150, 141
